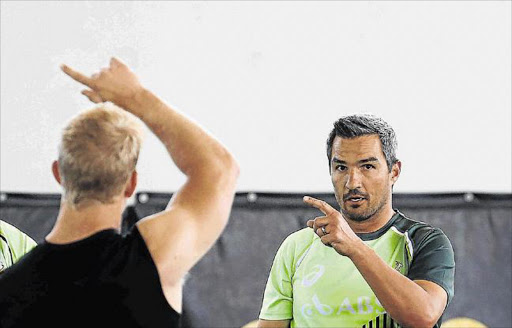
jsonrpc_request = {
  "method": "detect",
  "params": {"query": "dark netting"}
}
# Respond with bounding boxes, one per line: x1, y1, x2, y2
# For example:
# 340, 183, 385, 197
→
1, 192, 511, 327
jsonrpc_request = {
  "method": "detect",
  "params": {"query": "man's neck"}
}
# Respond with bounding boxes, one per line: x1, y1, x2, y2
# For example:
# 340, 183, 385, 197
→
346, 205, 396, 234
46, 199, 125, 244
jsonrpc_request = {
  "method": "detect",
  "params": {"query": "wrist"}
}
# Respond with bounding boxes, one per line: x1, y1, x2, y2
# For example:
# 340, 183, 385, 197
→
118, 87, 161, 121
347, 238, 372, 262
121, 87, 149, 111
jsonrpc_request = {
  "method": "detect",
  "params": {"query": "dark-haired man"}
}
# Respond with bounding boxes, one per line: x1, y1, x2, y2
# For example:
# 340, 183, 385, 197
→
258, 114, 455, 328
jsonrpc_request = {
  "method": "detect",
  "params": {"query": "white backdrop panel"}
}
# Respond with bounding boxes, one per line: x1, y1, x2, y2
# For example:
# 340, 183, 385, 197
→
1, 1, 510, 193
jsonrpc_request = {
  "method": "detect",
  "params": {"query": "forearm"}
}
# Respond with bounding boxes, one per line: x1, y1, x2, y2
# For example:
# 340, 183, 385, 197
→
257, 319, 290, 328
125, 88, 238, 177
349, 242, 438, 327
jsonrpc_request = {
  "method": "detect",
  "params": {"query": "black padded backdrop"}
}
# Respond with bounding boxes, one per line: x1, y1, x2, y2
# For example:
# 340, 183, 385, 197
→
1, 192, 511, 327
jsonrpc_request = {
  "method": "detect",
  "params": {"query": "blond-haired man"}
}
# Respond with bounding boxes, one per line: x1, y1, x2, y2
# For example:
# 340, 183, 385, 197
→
0, 58, 239, 327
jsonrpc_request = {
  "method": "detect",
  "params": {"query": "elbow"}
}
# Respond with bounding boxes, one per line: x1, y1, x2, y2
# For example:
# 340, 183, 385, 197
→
191, 149, 240, 182
225, 153, 240, 180
216, 150, 240, 181
400, 311, 438, 328
214, 151, 239, 183
200, 151, 240, 185
423, 313, 440, 328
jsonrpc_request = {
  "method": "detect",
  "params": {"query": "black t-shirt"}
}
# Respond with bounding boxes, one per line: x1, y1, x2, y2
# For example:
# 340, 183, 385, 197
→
0, 226, 180, 328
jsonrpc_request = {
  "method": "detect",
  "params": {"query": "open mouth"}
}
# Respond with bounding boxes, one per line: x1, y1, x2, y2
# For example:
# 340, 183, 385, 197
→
345, 197, 366, 203
343, 193, 368, 205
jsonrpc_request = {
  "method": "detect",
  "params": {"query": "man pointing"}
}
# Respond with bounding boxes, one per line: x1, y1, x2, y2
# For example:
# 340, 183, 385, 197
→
258, 115, 454, 328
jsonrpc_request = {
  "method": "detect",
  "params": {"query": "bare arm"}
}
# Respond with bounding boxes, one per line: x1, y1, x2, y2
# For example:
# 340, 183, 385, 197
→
304, 196, 447, 328
257, 319, 290, 328
125, 86, 239, 284
62, 58, 239, 310
349, 246, 447, 327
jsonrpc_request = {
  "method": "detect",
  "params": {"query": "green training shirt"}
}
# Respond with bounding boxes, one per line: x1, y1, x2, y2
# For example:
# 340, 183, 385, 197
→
0, 220, 37, 273
259, 211, 455, 328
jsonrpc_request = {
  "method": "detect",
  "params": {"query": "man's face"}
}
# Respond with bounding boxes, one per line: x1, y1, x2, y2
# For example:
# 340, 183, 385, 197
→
330, 134, 399, 222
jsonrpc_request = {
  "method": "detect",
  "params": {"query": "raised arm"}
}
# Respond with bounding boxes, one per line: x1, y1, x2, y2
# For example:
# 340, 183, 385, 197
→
62, 58, 239, 311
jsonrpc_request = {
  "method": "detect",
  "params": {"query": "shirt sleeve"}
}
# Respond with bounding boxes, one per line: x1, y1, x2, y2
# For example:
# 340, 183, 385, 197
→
407, 227, 455, 304
0, 221, 37, 264
259, 235, 296, 321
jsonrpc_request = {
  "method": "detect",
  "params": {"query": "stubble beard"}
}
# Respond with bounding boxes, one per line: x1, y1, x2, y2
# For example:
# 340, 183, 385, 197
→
339, 188, 390, 223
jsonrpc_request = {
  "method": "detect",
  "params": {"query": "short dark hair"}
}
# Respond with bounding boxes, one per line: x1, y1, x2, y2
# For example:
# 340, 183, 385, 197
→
326, 114, 398, 172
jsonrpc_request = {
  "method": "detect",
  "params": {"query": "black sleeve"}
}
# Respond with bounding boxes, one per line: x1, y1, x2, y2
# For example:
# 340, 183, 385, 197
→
407, 226, 455, 304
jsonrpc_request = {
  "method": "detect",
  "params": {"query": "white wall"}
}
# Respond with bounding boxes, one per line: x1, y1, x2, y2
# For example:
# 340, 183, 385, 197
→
1, 1, 510, 193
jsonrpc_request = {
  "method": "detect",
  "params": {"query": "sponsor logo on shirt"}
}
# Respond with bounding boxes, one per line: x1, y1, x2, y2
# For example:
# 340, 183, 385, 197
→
301, 294, 386, 318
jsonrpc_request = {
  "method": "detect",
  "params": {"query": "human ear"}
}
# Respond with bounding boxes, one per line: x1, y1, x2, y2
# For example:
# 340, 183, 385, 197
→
124, 170, 138, 198
391, 161, 401, 184
52, 160, 62, 185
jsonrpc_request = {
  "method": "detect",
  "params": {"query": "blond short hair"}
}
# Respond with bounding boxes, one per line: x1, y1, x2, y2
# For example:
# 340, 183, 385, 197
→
58, 104, 144, 208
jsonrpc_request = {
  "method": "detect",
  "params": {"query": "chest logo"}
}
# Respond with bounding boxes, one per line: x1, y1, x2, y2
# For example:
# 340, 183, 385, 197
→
394, 261, 403, 272
302, 265, 325, 287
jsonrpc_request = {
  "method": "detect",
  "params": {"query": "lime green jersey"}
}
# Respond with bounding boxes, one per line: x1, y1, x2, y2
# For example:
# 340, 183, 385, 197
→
259, 211, 455, 328
0, 220, 37, 273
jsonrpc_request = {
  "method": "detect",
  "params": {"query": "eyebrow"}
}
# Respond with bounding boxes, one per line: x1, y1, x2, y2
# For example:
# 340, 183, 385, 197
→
332, 157, 380, 164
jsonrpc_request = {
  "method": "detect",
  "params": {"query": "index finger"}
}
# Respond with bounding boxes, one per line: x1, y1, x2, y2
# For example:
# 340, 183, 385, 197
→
61, 64, 94, 88
110, 57, 126, 68
303, 196, 336, 215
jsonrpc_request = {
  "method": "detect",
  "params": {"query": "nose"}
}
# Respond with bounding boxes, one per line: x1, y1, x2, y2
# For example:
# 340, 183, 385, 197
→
345, 168, 363, 190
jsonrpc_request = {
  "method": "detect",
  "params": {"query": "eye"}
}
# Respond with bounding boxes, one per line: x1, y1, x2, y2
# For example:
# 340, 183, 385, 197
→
363, 164, 375, 170
335, 165, 347, 171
